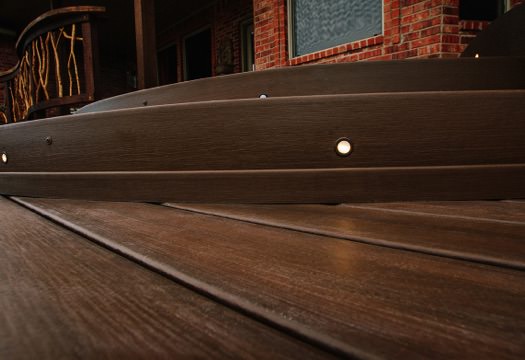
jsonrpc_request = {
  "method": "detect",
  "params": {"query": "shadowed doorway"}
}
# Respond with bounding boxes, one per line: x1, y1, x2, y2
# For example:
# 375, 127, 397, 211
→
184, 28, 212, 80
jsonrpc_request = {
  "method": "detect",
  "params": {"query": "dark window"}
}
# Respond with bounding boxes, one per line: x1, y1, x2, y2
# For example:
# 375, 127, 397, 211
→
184, 28, 212, 81
158, 44, 178, 85
460, 0, 505, 21
241, 20, 255, 72
290, 0, 383, 57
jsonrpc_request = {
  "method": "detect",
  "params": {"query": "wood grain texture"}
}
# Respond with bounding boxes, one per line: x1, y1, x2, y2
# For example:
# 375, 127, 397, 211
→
28, 94, 90, 115
81, 21, 98, 102
0, 91, 524, 172
1, 164, 525, 203
168, 201, 525, 269
16, 197, 525, 359
76, 57, 525, 114
134, 0, 158, 89
345, 201, 525, 224
0, 196, 331, 359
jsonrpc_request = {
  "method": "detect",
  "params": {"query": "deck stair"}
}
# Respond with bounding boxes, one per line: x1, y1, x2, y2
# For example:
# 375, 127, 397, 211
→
1, 5, 525, 358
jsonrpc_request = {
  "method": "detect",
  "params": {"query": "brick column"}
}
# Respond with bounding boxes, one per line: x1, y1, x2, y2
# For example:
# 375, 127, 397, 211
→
440, 0, 462, 57
394, 0, 457, 59
253, 0, 287, 70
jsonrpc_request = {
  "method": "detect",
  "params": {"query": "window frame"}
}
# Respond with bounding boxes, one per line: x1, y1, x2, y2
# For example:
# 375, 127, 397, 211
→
287, 0, 384, 59
240, 17, 255, 72
505, 0, 512, 12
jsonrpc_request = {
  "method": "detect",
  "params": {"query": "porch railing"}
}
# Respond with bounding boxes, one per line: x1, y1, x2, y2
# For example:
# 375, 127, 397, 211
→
0, 6, 105, 124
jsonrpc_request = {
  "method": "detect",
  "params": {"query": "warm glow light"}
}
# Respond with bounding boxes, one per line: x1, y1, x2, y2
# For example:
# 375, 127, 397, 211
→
336, 139, 352, 156
475, 53, 480, 58
259, 94, 268, 99
1, 153, 7, 164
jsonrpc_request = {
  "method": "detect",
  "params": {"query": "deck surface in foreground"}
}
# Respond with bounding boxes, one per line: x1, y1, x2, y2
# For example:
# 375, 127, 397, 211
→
2, 196, 525, 359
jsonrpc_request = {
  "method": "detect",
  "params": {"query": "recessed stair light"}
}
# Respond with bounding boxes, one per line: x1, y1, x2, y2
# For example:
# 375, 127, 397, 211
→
335, 138, 353, 157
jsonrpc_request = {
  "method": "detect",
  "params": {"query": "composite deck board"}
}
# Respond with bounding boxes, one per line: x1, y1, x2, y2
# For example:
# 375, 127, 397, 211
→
2, 90, 524, 203
343, 201, 525, 224
16, 197, 525, 359
0, 196, 330, 359
77, 57, 525, 114
2, 164, 525, 204
2, 91, 525, 172
168, 202, 525, 269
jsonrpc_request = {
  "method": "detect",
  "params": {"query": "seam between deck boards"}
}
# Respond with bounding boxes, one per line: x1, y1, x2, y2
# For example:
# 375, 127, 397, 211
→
8, 196, 375, 360
340, 204, 525, 226
163, 203, 525, 272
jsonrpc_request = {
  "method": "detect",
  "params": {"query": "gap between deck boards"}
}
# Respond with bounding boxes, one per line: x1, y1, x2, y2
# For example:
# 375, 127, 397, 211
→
1, 196, 341, 359
164, 202, 525, 271
9, 196, 525, 359
7, 196, 371, 359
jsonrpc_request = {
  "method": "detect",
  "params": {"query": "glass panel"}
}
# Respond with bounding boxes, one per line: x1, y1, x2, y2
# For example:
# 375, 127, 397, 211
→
292, 0, 383, 57
460, 0, 505, 20
184, 28, 212, 80
241, 21, 255, 72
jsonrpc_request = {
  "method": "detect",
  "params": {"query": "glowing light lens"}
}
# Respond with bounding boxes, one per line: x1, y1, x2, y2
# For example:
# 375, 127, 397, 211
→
1, 153, 7, 164
336, 139, 352, 156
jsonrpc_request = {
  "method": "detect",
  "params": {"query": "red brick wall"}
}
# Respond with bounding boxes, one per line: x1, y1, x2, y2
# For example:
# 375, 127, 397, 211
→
97, 55, 136, 100
253, 0, 524, 68
254, 0, 454, 68
0, 38, 16, 71
0, 37, 18, 105
215, 0, 254, 73
253, 0, 287, 70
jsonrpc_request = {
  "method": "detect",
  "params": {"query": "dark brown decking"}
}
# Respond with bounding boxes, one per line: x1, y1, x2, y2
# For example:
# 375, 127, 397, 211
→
2, 89, 525, 203
77, 57, 525, 114
2, 57, 525, 204
3, 196, 525, 359
0, 196, 333, 359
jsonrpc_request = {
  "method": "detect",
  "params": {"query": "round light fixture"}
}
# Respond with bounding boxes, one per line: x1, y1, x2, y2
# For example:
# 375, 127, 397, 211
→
1, 152, 7, 164
335, 138, 353, 157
